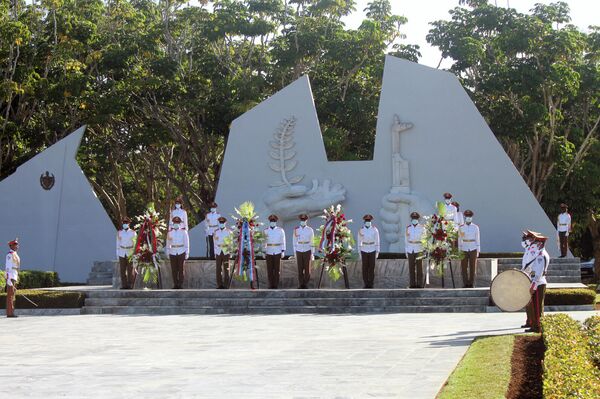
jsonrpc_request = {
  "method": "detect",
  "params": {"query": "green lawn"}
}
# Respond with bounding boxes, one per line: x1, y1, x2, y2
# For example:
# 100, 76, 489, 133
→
436, 335, 515, 399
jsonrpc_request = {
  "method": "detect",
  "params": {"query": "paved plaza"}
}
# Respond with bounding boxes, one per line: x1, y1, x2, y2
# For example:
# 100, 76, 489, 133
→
2, 311, 597, 398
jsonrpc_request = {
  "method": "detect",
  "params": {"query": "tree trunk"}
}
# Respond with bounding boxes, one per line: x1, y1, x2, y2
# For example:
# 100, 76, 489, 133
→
587, 211, 600, 286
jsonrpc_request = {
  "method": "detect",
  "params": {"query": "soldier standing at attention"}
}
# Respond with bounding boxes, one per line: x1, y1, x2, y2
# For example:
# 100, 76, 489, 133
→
521, 231, 550, 333
556, 203, 572, 258
293, 214, 314, 289
213, 216, 232, 289
117, 217, 137, 289
5, 238, 19, 318
442, 193, 461, 224
264, 214, 286, 289
167, 216, 189, 289
169, 196, 189, 231
458, 210, 480, 288
358, 214, 380, 289
405, 212, 424, 288
204, 202, 220, 259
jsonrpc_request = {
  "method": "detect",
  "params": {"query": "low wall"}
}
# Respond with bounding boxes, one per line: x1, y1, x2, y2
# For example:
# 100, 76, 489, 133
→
111, 258, 498, 289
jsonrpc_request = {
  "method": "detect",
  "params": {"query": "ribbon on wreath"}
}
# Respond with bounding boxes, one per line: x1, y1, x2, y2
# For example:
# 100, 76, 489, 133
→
135, 217, 158, 254
319, 216, 337, 252
235, 220, 256, 282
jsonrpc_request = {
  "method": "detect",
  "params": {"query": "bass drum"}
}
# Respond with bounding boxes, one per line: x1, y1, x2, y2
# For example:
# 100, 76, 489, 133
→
490, 269, 532, 312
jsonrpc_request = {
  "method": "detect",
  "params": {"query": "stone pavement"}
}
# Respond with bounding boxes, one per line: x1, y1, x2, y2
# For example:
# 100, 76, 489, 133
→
2, 311, 597, 399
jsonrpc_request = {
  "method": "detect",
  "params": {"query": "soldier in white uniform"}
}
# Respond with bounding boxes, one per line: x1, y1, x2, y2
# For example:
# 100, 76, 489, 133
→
166, 216, 190, 289
213, 216, 232, 289
116, 217, 137, 289
405, 212, 424, 288
5, 238, 19, 317
556, 203, 572, 258
358, 214, 380, 288
293, 214, 314, 289
204, 202, 221, 259
169, 196, 189, 231
264, 214, 286, 289
442, 193, 461, 224
520, 230, 549, 333
458, 210, 480, 288
452, 201, 465, 226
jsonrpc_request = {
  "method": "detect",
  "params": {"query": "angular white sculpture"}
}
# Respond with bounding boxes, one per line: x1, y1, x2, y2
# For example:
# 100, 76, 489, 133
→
189, 56, 560, 256
0, 126, 116, 281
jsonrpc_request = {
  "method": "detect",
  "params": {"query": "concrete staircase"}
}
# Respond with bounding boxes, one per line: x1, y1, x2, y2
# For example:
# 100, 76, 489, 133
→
81, 288, 491, 315
497, 258, 581, 284
86, 261, 114, 286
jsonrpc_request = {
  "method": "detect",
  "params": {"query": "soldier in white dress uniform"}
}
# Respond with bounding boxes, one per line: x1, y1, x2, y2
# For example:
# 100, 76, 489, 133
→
442, 193, 462, 224
213, 216, 232, 289
264, 214, 286, 289
5, 238, 20, 317
169, 196, 189, 231
358, 214, 380, 288
405, 212, 424, 288
166, 216, 190, 289
520, 230, 549, 333
458, 210, 480, 288
556, 203, 572, 258
116, 217, 137, 289
293, 214, 314, 289
204, 202, 221, 259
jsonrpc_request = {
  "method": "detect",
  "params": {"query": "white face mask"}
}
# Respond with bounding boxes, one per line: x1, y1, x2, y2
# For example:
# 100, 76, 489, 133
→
210, 208, 216, 212
445, 199, 451, 205
364, 221, 372, 228
300, 221, 307, 227
219, 223, 225, 229
465, 217, 472, 223
270, 222, 277, 228
175, 203, 181, 209
411, 219, 418, 226
122, 224, 129, 230
173, 224, 180, 230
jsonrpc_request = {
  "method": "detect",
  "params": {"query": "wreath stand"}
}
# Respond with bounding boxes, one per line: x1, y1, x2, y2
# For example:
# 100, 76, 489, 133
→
317, 264, 349, 289
441, 260, 456, 289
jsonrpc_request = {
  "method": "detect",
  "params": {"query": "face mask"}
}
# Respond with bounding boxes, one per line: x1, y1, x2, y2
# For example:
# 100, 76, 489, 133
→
411, 219, 418, 226
445, 199, 451, 205
175, 203, 181, 209
521, 240, 528, 249
173, 224, 180, 230
300, 221, 307, 227
210, 208, 216, 212
364, 221, 372, 228
465, 217, 472, 223
219, 223, 225, 229
270, 222, 276, 228
122, 224, 129, 230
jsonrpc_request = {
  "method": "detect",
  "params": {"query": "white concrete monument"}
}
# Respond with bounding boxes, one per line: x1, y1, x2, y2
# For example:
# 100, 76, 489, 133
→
193, 55, 560, 256
0, 126, 115, 281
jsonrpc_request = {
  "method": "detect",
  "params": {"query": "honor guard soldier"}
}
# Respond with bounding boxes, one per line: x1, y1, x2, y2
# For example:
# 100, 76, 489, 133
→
5, 238, 19, 318
167, 216, 189, 289
169, 196, 189, 231
213, 216, 232, 289
520, 231, 549, 333
204, 202, 221, 259
405, 212, 424, 288
452, 201, 465, 226
442, 193, 461, 224
556, 203, 572, 258
293, 214, 314, 289
458, 210, 480, 288
116, 217, 137, 289
358, 214, 380, 288
264, 214, 286, 289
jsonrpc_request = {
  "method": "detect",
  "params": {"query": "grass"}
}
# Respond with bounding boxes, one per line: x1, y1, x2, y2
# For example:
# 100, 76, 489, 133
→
436, 335, 515, 399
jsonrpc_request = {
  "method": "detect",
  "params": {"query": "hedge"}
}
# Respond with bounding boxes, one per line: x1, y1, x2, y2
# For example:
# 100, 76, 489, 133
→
13, 271, 60, 289
545, 288, 597, 305
0, 289, 85, 308
541, 314, 600, 399
584, 316, 600, 369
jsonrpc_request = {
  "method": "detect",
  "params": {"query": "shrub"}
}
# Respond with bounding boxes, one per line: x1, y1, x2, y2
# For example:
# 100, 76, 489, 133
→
15, 271, 60, 289
0, 289, 85, 308
584, 316, 600, 369
545, 288, 596, 305
541, 314, 600, 399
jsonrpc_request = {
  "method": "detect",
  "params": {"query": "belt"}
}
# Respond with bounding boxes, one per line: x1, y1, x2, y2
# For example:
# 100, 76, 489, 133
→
119, 245, 133, 249
171, 245, 184, 248
408, 241, 420, 244
298, 241, 310, 244
209, 224, 218, 227
463, 239, 475, 242
559, 224, 568, 226
363, 242, 375, 245
267, 243, 282, 246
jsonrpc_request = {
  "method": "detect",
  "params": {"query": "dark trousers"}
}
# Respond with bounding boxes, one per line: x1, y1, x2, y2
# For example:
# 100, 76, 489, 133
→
407, 252, 423, 288
361, 251, 376, 288
215, 252, 230, 288
525, 284, 546, 332
461, 250, 478, 287
170, 253, 186, 288
6, 285, 15, 316
559, 232, 568, 257
119, 256, 135, 289
266, 253, 282, 289
208, 235, 215, 259
296, 251, 312, 288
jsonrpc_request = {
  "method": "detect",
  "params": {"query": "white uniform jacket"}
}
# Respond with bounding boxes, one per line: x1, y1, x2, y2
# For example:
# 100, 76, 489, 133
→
213, 227, 232, 256
116, 229, 137, 258
205, 211, 221, 237
166, 229, 190, 258
5, 250, 20, 287
444, 203, 461, 224
405, 224, 424, 254
293, 225, 314, 254
264, 227, 286, 255
529, 249, 550, 290
557, 212, 572, 234
458, 223, 480, 253
169, 208, 189, 230
358, 226, 380, 254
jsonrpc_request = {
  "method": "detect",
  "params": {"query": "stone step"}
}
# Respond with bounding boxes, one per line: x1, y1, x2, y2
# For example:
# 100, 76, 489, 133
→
81, 304, 488, 315
497, 257, 580, 264
543, 276, 581, 283
88, 272, 113, 278
497, 263, 580, 271
84, 296, 489, 308
86, 279, 112, 286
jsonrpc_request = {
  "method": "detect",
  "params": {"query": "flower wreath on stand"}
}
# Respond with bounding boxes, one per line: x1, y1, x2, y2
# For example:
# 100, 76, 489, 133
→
313, 204, 355, 283
133, 204, 167, 288
222, 202, 265, 287
420, 202, 462, 283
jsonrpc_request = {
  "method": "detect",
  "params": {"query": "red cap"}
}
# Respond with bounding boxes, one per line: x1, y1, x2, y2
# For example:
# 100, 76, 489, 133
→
443, 192, 453, 199
8, 238, 18, 247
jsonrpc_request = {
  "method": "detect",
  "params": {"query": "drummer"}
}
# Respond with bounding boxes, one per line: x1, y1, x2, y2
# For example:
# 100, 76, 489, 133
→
520, 230, 550, 333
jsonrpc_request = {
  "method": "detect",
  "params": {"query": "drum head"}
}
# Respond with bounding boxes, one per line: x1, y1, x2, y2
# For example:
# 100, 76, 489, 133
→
491, 269, 531, 312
